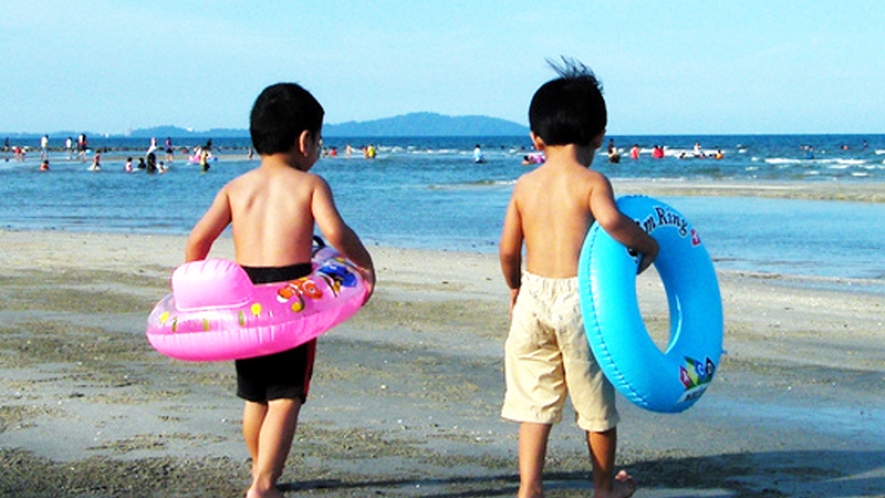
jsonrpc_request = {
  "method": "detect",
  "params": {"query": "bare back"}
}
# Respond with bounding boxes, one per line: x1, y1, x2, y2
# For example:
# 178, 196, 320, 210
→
226, 163, 320, 267
513, 162, 605, 278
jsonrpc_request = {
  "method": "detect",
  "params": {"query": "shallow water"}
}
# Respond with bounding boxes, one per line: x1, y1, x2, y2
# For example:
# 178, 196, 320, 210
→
2, 135, 884, 289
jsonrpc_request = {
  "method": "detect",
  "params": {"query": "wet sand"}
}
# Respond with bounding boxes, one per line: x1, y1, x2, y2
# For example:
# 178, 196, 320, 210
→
0, 221, 883, 496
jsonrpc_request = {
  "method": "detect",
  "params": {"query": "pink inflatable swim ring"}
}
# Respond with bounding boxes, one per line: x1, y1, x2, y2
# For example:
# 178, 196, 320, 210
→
146, 245, 368, 362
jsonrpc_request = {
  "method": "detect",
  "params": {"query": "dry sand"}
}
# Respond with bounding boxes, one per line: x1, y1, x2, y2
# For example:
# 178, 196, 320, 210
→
1, 192, 883, 497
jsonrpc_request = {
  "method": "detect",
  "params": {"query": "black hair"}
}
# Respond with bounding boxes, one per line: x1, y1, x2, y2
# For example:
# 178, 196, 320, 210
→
249, 83, 324, 155
528, 57, 607, 146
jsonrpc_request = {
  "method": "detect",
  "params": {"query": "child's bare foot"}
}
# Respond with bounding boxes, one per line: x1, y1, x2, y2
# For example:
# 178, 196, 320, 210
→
245, 485, 285, 498
594, 470, 636, 498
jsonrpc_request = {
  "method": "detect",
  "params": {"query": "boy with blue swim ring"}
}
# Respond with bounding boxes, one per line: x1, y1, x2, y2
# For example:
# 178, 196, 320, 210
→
499, 58, 658, 498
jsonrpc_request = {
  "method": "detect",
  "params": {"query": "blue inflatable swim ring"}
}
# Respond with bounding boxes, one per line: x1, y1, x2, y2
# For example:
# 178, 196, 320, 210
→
578, 196, 723, 413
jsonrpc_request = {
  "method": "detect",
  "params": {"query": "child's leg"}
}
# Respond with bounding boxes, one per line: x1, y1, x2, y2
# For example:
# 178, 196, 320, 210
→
518, 422, 552, 498
243, 400, 268, 464
587, 428, 636, 498
245, 398, 302, 498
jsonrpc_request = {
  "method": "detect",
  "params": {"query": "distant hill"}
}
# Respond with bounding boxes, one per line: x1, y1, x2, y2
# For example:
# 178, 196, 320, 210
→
2, 113, 528, 139
126, 126, 250, 138
323, 112, 528, 137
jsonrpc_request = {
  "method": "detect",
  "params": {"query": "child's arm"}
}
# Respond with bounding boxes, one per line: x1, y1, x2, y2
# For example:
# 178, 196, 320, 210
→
590, 177, 659, 274
499, 194, 524, 313
311, 178, 376, 296
185, 187, 232, 262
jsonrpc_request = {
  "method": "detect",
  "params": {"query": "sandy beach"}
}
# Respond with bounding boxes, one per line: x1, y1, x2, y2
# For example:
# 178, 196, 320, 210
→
1, 187, 884, 496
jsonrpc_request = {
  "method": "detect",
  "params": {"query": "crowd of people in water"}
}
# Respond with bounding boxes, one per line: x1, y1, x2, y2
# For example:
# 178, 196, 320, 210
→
6, 135, 874, 173
3, 133, 392, 173
3, 135, 223, 174
0, 136, 737, 172
604, 139, 725, 164
321, 143, 377, 159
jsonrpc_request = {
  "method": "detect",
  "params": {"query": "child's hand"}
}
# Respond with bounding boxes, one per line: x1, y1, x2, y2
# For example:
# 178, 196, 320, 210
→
508, 288, 520, 320
636, 240, 659, 275
360, 267, 376, 304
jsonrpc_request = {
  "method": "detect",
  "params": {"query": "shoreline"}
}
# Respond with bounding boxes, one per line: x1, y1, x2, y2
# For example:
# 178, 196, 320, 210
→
1, 230, 883, 497
612, 177, 885, 203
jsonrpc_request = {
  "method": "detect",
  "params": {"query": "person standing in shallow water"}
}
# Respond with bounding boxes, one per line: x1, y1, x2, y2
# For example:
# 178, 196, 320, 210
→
199, 147, 210, 172
40, 135, 49, 160
165, 137, 174, 163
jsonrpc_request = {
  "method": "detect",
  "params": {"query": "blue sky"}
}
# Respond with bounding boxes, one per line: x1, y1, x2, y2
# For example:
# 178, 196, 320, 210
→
2, 1, 883, 135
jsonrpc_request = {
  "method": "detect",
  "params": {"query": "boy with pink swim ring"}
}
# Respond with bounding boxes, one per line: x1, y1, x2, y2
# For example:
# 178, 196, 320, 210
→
185, 82, 375, 498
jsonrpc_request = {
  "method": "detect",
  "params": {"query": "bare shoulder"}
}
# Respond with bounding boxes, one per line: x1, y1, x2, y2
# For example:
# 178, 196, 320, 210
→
513, 162, 559, 192
241, 163, 322, 189
225, 166, 264, 189
571, 166, 613, 197
520, 161, 609, 192
574, 164, 609, 184
512, 168, 537, 194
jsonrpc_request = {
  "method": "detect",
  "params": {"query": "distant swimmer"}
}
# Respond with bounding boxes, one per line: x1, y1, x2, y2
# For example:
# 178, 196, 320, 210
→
630, 144, 640, 160
147, 152, 158, 174
606, 139, 620, 163
88, 151, 101, 171
40, 159, 50, 171
652, 145, 665, 159
521, 153, 545, 165
473, 144, 486, 164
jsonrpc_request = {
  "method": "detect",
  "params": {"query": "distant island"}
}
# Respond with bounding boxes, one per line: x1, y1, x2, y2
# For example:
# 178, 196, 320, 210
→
4, 113, 529, 139
323, 112, 528, 137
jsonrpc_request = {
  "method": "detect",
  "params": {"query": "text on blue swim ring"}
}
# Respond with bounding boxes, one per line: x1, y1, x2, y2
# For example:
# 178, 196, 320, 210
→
637, 206, 690, 237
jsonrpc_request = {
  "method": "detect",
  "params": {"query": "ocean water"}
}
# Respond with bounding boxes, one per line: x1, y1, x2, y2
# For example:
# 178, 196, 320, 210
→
2, 134, 884, 292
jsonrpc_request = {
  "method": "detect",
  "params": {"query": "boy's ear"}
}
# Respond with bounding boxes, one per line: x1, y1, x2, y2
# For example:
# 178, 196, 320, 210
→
530, 132, 546, 151
296, 130, 312, 156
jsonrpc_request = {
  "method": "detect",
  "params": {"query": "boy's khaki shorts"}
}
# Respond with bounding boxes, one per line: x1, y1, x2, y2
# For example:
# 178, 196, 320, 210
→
501, 272, 619, 432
